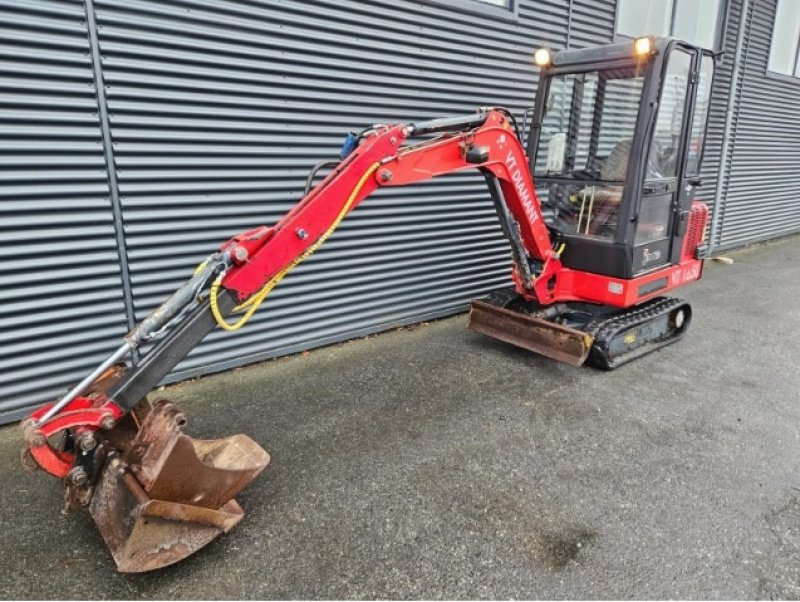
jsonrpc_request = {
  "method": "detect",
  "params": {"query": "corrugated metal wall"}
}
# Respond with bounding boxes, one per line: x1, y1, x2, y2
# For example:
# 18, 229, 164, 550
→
715, 0, 800, 249
700, 0, 741, 237
0, 0, 573, 421
2, 0, 800, 423
91, 0, 570, 379
570, 0, 615, 47
0, 0, 129, 423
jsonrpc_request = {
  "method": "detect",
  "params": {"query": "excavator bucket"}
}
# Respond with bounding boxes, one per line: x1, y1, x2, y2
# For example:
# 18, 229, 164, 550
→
89, 400, 269, 572
468, 300, 593, 367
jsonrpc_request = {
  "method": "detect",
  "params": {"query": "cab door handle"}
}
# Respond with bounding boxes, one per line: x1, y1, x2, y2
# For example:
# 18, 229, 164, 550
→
643, 182, 669, 194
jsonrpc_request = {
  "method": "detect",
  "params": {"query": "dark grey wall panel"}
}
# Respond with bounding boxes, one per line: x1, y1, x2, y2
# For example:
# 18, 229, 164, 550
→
0, 0, 128, 422
569, 0, 616, 47
93, 0, 570, 381
3, 0, 799, 425
703, 0, 747, 247
717, 0, 800, 249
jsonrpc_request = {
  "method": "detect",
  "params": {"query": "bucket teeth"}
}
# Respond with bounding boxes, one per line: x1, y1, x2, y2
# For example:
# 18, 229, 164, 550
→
89, 399, 269, 572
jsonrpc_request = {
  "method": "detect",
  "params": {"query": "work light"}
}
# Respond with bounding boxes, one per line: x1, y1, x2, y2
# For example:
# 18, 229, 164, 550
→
634, 36, 655, 56
533, 47, 553, 67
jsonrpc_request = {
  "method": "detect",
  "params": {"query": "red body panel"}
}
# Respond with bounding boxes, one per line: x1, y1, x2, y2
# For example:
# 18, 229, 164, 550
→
546, 258, 704, 307
25, 397, 123, 478
681, 201, 709, 262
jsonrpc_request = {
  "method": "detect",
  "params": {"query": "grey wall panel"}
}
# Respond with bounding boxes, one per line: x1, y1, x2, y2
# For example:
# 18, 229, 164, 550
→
569, 0, 616, 47
0, 0, 129, 422
702, 0, 747, 246
94, 0, 570, 382
717, 0, 800, 249
5, 0, 797, 425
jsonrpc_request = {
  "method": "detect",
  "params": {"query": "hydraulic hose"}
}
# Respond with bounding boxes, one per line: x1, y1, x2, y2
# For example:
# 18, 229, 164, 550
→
209, 161, 381, 332
303, 160, 340, 196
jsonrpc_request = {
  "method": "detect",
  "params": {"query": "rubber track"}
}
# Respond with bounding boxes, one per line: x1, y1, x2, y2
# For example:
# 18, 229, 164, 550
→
587, 296, 689, 370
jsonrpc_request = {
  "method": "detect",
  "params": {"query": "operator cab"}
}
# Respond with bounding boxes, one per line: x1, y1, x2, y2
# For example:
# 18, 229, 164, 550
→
528, 36, 715, 279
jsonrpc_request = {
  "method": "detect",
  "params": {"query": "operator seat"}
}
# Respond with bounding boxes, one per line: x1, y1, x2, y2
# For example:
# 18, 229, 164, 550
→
599, 138, 632, 181
576, 138, 631, 236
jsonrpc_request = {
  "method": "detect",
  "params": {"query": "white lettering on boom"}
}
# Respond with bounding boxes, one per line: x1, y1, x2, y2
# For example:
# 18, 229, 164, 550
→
506, 149, 538, 224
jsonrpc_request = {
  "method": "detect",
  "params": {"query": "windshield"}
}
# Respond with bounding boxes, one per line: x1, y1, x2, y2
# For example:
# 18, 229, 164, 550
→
534, 66, 645, 181
533, 66, 645, 240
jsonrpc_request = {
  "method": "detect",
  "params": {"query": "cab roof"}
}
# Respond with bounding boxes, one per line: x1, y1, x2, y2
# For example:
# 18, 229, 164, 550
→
550, 36, 674, 69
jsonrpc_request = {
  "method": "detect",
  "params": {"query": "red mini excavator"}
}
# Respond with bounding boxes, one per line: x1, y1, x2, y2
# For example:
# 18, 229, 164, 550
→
21, 37, 715, 571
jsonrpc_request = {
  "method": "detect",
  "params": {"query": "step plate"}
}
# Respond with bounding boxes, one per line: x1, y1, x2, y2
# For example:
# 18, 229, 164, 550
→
468, 300, 593, 367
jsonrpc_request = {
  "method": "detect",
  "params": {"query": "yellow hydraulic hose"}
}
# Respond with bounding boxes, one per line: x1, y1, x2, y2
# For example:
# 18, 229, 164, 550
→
209, 162, 381, 332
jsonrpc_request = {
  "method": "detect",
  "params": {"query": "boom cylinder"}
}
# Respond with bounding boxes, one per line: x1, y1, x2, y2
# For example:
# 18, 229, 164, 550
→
409, 113, 488, 136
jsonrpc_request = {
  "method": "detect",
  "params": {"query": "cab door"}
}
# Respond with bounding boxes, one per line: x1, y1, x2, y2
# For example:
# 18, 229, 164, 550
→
632, 46, 697, 274
671, 52, 715, 264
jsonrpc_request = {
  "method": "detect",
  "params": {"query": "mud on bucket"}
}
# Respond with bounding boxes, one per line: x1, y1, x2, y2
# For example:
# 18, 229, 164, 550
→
89, 400, 269, 573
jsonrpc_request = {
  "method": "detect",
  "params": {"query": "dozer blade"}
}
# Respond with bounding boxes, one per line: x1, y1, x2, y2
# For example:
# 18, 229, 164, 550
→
89, 400, 269, 573
468, 300, 593, 367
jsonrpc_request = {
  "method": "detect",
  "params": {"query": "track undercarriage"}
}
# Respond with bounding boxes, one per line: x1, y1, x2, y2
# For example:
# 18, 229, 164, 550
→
469, 287, 692, 369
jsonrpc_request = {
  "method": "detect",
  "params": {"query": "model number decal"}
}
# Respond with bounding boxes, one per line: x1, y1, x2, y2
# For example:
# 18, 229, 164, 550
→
671, 264, 701, 286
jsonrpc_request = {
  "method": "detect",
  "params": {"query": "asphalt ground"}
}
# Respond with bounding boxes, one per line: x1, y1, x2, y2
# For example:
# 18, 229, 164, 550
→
2, 236, 800, 599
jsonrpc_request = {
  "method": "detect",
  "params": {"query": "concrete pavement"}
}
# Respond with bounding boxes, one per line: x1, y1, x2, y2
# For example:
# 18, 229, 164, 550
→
2, 236, 800, 599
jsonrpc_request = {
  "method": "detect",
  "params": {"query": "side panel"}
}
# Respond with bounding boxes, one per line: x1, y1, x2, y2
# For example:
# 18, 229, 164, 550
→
680, 201, 709, 261
553, 258, 704, 307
